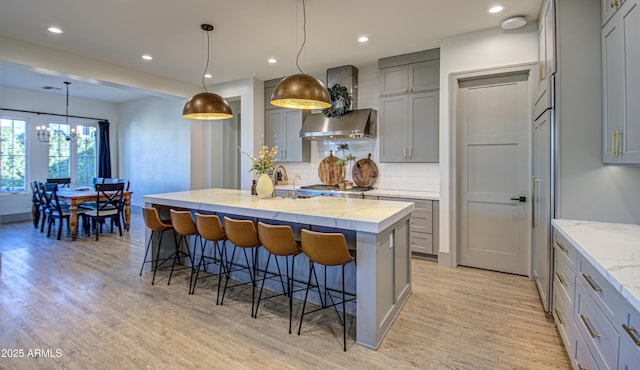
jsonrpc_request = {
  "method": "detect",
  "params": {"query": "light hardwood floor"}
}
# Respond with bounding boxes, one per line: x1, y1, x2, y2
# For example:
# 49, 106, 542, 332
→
0, 209, 570, 369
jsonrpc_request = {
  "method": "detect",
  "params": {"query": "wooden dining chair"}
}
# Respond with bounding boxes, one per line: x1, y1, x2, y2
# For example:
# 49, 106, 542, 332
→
44, 184, 84, 240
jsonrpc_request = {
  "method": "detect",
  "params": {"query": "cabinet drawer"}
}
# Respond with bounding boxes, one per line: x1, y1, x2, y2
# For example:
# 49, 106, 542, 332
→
579, 256, 622, 320
554, 230, 577, 272
554, 248, 576, 306
553, 280, 577, 358
410, 233, 433, 255
413, 200, 432, 212
619, 319, 640, 370
575, 327, 601, 370
410, 213, 432, 233
576, 281, 620, 370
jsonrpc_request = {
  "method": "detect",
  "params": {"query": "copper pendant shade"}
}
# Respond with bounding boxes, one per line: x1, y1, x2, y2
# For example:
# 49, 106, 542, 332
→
182, 92, 233, 120
270, 73, 331, 109
270, 0, 330, 110
182, 24, 233, 120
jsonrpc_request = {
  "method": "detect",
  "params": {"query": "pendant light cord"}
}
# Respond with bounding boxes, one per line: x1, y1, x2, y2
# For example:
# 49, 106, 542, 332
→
202, 30, 211, 93
295, 0, 307, 74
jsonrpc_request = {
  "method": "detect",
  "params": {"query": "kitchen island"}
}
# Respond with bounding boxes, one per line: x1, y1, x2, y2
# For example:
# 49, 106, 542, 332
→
141, 188, 415, 350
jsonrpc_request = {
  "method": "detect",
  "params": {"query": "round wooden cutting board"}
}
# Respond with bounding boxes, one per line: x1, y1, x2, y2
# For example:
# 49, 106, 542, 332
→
352, 153, 378, 188
318, 151, 345, 186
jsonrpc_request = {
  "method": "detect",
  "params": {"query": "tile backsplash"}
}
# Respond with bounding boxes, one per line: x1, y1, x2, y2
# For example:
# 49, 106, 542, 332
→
275, 63, 440, 193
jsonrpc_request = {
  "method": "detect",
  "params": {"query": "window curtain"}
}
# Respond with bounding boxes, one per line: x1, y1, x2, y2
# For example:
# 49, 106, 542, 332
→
98, 120, 112, 178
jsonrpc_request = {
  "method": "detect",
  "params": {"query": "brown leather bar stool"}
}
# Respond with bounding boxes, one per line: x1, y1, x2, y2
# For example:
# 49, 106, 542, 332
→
255, 222, 303, 333
140, 206, 177, 285
298, 229, 356, 352
169, 209, 198, 292
193, 213, 228, 303
221, 216, 262, 317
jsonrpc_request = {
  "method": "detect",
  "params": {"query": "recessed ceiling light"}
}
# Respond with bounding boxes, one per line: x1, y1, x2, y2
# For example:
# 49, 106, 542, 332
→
358, 36, 369, 43
142, 54, 153, 61
204, 73, 212, 79
48, 26, 63, 34
268, 58, 278, 64
489, 5, 504, 13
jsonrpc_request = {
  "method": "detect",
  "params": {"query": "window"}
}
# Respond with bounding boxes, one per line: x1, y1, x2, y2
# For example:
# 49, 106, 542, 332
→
1, 118, 27, 192
47, 122, 97, 186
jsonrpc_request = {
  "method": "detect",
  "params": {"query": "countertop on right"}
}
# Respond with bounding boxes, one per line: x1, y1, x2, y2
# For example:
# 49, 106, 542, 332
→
552, 219, 640, 314
364, 189, 440, 201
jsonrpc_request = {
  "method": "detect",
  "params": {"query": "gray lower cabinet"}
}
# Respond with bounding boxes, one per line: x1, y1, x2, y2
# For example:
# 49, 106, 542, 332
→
265, 109, 310, 162
552, 226, 640, 370
366, 195, 438, 256
379, 92, 439, 163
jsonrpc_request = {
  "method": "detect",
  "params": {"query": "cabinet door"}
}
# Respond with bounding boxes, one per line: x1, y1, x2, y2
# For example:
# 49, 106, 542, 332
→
265, 85, 277, 110
283, 109, 306, 162
409, 60, 439, 92
380, 95, 408, 162
602, 12, 626, 163
380, 65, 408, 96
621, 0, 640, 164
407, 92, 439, 162
265, 110, 284, 151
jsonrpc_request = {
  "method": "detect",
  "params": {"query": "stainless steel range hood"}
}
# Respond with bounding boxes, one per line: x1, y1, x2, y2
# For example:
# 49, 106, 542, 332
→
299, 108, 377, 139
299, 65, 377, 140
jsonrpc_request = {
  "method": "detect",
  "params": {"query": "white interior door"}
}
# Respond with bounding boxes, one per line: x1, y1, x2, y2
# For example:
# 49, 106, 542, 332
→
457, 72, 531, 275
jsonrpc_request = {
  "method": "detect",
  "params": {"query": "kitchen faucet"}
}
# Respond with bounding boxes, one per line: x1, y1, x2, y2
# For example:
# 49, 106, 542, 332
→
290, 175, 302, 199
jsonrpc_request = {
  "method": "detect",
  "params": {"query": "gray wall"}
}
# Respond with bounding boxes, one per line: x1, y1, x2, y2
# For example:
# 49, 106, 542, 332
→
556, 0, 640, 224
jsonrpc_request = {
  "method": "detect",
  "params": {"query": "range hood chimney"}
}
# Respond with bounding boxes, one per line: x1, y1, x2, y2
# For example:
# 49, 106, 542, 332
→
299, 65, 377, 140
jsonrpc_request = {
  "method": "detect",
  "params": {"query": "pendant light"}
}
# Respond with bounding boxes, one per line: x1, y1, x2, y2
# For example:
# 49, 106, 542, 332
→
270, 0, 331, 110
182, 24, 233, 120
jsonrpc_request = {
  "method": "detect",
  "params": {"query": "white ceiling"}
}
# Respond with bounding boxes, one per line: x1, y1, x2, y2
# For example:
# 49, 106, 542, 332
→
0, 0, 541, 103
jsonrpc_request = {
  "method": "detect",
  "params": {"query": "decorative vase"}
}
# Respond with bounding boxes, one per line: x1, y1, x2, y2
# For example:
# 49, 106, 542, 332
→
256, 173, 274, 199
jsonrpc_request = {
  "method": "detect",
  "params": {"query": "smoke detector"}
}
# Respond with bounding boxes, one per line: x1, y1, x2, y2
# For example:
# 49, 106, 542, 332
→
501, 16, 527, 30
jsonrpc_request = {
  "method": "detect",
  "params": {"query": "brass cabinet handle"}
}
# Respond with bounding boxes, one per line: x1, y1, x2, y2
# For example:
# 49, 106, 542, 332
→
618, 130, 623, 156
623, 324, 640, 346
582, 273, 603, 292
409, 146, 413, 159
580, 314, 600, 338
612, 131, 617, 156
403, 88, 408, 93
554, 308, 566, 325
611, 0, 620, 7
556, 241, 568, 254
540, 63, 544, 81
556, 272, 568, 286
578, 365, 588, 370
403, 147, 407, 160
409, 88, 413, 92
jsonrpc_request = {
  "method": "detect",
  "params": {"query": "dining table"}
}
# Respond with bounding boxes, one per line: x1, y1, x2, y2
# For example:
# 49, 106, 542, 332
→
57, 189, 133, 241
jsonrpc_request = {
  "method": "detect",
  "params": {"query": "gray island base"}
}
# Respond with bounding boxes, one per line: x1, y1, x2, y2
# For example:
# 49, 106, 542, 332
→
141, 189, 414, 350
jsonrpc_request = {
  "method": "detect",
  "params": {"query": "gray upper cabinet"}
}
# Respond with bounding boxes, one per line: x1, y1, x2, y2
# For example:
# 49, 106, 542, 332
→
265, 109, 310, 162
380, 60, 439, 96
602, 0, 640, 164
378, 49, 440, 163
380, 92, 439, 163
536, 0, 555, 109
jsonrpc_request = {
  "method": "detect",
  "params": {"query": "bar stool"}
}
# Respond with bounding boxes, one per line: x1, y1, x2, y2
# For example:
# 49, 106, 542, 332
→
255, 222, 303, 333
169, 209, 198, 292
140, 206, 176, 285
298, 229, 356, 352
221, 216, 262, 317
193, 213, 228, 302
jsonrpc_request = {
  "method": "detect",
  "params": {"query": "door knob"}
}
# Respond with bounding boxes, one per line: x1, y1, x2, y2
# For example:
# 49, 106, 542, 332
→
511, 196, 527, 202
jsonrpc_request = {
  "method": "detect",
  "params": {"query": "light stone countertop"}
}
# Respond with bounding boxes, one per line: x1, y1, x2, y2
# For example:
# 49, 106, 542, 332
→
274, 185, 440, 201
363, 189, 440, 200
142, 188, 415, 234
552, 219, 640, 313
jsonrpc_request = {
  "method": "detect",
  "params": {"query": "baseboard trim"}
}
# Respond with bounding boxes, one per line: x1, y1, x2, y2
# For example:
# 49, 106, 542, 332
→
0, 212, 32, 224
